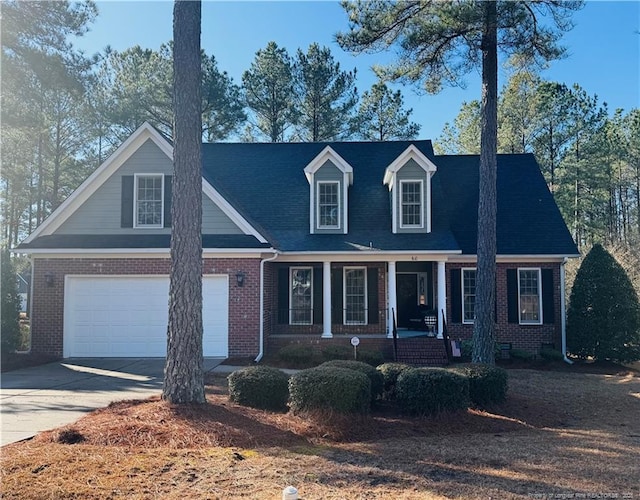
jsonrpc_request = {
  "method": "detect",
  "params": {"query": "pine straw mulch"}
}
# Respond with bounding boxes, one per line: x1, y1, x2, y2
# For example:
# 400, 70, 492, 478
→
1, 367, 639, 499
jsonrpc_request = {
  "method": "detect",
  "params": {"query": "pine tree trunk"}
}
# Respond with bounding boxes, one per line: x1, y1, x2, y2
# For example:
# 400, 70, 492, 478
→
162, 0, 205, 404
472, 0, 498, 365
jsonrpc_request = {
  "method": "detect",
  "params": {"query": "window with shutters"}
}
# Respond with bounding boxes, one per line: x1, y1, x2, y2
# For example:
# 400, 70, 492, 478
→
134, 174, 164, 228
344, 267, 367, 325
290, 267, 313, 325
518, 268, 542, 324
462, 268, 477, 324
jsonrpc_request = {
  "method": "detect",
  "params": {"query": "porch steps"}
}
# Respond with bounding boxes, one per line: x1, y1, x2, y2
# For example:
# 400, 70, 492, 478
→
395, 337, 449, 367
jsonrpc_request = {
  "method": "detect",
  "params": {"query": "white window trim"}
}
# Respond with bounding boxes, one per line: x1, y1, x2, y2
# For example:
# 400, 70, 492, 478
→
133, 173, 164, 229
316, 180, 341, 230
399, 179, 424, 229
518, 267, 543, 325
343, 266, 368, 326
289, 267, 313, 325
462, 267, 477, 325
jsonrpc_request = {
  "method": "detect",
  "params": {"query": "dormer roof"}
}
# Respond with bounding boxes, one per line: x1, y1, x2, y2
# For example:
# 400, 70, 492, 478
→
383, 144, 438, 188
303, 146, 353, 185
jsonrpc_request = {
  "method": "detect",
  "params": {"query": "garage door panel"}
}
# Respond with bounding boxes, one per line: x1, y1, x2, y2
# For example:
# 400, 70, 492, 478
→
64, 276, 228, 358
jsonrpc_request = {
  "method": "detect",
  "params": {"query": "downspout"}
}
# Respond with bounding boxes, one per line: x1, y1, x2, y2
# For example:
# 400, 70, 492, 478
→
255, 250, 279, 363
560, 257, 573, 364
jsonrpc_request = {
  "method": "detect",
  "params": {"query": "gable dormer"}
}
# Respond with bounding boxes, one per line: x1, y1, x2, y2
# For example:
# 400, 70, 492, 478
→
304, 146, 353, 234
383, 144, 438, 234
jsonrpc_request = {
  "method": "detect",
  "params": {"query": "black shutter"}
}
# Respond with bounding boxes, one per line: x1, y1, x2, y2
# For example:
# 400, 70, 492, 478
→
121, 176, 134, 228
277, 267, 289, 324
163, 175, 172, 228
450, 268, 461, 323
367, 267, 379, 324
331, 267, 343, 324
313, 267, 323, 325
507, 269, 519, 323
542, 268, 555, 324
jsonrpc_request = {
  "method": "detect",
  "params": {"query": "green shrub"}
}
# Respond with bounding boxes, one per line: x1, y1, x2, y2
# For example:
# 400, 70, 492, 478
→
510, 349, 535, 361
396, 368, 470, 415
320, 360, 384, 401
227, 366, 290, 411
321, 344, 352, 361
356, 349, 385, 367
288, 366, 371, 414
277, 344, 315, 368
567, 244, 640, 363
540, 348, 564, 362
448, 364, 508, 405
377, 362, 412, 399
1, 250, 21, 359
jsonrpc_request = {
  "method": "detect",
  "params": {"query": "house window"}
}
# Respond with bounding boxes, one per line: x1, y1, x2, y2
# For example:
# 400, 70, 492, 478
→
344, 267, 367, 325
317, 181, 340, 229
135, 174, 163, 228
462, 268, 476, 324
290, 267, 313, 325
518, 268, 542, 324
400, 180, 423, 228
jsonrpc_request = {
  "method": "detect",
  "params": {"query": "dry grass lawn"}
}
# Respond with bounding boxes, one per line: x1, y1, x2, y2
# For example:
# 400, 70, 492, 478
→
1, 366, 639, 499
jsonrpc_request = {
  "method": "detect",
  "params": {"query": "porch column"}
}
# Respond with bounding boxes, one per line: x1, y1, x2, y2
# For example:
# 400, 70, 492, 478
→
387, 261, 397, 338
321, 261, 333, 338
437, 261, 446, 339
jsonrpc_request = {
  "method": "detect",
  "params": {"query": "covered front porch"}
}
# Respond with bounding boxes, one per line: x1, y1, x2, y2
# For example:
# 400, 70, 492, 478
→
265, 259, 450, 341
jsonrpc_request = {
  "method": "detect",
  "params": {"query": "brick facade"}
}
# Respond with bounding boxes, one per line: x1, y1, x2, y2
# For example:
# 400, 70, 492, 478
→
445, 262, 562, 352
31, 257, 262, 358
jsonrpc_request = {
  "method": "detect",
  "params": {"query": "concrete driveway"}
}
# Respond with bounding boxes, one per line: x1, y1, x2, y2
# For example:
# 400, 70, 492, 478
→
0, 357, 224, 446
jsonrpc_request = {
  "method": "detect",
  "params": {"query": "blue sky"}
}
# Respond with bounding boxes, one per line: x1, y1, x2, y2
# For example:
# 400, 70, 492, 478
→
75, 0, 640, 141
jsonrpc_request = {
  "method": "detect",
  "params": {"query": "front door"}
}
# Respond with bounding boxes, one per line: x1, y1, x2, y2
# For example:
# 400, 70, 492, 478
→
396, 274, 418, 328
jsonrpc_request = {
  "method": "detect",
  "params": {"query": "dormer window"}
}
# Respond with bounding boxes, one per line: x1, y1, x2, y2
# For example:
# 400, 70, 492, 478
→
318, 181, 340, 229
383, 145, 437, 234
400, 180, 423, 228
134, 174, 164, 228
304, 146, 353, 234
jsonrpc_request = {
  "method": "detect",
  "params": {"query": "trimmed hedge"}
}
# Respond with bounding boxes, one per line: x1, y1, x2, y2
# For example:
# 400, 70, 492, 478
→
288, 366, 371, 414
356, 349, 385, 367
319, 360, 384, 401
227, 366, 290, 411
396, 368, 470, 415
377, 362, 412, 399
321, 345, 352, 361
277, 344, 316, 368
448, 364, 508, 406
510, 348, 535, 361
540, 348, 564, 362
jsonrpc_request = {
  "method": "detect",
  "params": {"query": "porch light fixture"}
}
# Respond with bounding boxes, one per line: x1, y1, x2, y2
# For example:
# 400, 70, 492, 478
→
44, 272, 54, 287
235, 271, 245, 287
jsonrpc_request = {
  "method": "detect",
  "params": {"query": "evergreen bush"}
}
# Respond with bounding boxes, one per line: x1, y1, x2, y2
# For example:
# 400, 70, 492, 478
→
377, 362, 412, 399
567, 244, 640, 362
396, 368, 470, 415
319, 359, 384, 400
288, 366, 371, 414
321, 344, 352, 361
227, 366, 290, 411
356, 349, 385, 367
448, 364, 508, 405
277, 344, 316, 368
1, 250, 21, 360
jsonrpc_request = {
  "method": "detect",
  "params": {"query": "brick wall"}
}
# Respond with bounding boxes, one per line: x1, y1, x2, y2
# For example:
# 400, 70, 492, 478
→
445, 262, 562, 353
31, 257, 262, 358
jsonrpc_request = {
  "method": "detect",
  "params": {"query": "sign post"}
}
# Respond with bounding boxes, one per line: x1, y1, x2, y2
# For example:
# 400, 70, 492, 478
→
350, 336, 360, 360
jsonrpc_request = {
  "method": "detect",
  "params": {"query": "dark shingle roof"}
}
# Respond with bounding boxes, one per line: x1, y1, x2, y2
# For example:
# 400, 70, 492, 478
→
18, 234, 269, 250
202, 141, 577, 256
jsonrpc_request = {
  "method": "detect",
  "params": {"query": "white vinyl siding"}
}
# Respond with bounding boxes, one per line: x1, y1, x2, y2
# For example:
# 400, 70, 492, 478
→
462, 268, 476, 324
400, 180, 423, 228
317, 181, 340, 229
290, 267, 313, 325
134, 174, 163, 228
343, 267, 367, 325
518, 268, 542, 324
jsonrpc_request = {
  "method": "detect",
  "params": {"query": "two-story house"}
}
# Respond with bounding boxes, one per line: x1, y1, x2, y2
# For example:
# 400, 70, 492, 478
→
16, 123, 579, 363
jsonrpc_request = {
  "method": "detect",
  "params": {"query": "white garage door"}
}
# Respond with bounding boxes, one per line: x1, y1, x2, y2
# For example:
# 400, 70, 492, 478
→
64, 275, 228, 358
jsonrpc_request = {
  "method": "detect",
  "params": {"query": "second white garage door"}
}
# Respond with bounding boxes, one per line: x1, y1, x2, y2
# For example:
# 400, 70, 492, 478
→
63, 275, 228, 358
